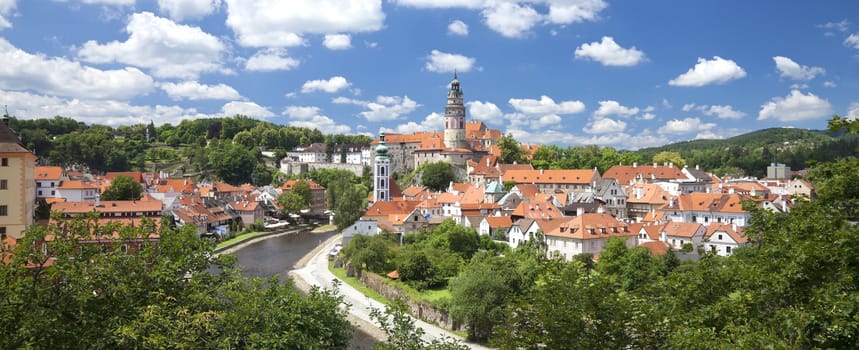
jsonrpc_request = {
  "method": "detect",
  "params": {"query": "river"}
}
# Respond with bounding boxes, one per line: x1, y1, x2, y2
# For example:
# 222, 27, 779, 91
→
229, 229, 378, 349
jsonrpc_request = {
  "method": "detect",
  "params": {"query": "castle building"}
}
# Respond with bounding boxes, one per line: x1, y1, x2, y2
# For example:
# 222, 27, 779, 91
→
371, 74, 502, 175
444, 72, 467, 150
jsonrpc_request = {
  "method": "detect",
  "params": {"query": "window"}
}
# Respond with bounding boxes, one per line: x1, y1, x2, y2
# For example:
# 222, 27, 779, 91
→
726, 246, 732, 254
38, 190, 42, 196
0, 179, 6, 190
718, 234, 723, 240
0, 227, 5, 239
0, 206, 6, 216
1, 158, 6, 166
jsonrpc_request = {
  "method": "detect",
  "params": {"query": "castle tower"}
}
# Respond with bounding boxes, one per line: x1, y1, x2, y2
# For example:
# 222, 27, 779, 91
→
374, 131, 390, 203
443, 72, 467, 150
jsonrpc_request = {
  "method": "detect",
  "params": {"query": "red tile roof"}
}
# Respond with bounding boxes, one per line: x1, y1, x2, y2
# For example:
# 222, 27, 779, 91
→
35, 166, 63, 181
503, 169, 599, 185
543, 213, 633, 240
603, 164, 686, 185
52, 200, 163, 214
705, 223, 747, 244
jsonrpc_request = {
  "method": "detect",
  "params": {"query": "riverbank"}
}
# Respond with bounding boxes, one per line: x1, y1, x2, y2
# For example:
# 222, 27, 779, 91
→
289, 233, 387, 349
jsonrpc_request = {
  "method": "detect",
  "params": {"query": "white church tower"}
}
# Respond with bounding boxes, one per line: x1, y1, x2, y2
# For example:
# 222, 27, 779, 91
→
374, 131, 390, 203
443, 72, 467, 150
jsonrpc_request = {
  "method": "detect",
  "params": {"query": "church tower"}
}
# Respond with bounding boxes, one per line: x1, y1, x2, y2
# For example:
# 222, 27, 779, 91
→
443, 72, 467, 150
374, 131, 390, 203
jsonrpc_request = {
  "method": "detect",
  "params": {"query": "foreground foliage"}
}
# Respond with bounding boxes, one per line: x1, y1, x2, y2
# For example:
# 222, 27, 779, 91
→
0, 217, 352, 349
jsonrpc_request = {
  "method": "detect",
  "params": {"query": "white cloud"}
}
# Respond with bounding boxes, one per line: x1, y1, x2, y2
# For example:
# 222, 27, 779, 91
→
658, 117, 715, 135
662, 98, 672, 109
245, 48, 299, 71
509, 95, 585, 115
221, 101, 275, 118
574, 36, 645, 67
323, 34, 352, 50
425, 50, 476, 73
77, 12, 225, 79
790, 83, 809, 90
0, 0, 16, 29
386, 112, 445, 134
393, 0, 483, 8
507, 128, 663, 150
593, 100, 639, 118
845, 33, 859, 50
336, 95, 421, 122
702, 105, 745, 119
545, 0, 607, 24
158, 0, 220, 21
482, 2, 542, 38
668, 56, 746, 87
817, 20, 849, 32
773, 56, 824, 80
848, 102, 859, 119
78, 0, 135, 4
0, 38, 154, 100
224, 0, 385, 47
467, 101, 503, 124
583, 117, 627, 134
823, 81, 837, 88
283, 105, 352, 134
683, 103, 746, 119
639, 112, 655, 120
160, 81, 241, 100
301, 76, 351, 94
0, 89, 207, 126
448, 19, 469, 35
758, 90, 833, 122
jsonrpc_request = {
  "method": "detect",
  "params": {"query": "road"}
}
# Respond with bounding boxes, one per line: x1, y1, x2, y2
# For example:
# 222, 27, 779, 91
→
290, 235, 491, 350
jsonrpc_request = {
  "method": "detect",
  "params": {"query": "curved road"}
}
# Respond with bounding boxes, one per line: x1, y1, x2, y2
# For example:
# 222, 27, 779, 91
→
290, 236, 490, 350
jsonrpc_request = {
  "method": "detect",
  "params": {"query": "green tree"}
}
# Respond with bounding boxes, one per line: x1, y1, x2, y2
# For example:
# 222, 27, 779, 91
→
371, 300, 468, 350
100, 174, 143, 200
652, 150, 685, 168
208, 142, 258, 185
334, 184, 367, 230
0, 216, 352, 349
277, 191, 307, 219
421, 162, 455, 191
497, 133, 526, 164
449, 253, 525, 342
292, 180, 313, 207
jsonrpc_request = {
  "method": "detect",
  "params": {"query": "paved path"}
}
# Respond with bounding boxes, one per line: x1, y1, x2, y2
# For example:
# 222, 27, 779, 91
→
290, 235, 491, 350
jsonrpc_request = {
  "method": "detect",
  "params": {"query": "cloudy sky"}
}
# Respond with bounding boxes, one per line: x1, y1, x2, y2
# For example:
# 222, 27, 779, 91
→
0, 0, 857, 149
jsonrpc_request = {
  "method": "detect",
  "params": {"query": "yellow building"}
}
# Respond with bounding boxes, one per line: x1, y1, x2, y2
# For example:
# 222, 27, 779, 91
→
0, 119, 36, 240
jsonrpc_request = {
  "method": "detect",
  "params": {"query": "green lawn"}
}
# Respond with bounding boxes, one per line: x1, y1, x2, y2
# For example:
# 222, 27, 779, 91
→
214, 231, 267, 250
312, 224, 336, 232
328, 262, 389, 305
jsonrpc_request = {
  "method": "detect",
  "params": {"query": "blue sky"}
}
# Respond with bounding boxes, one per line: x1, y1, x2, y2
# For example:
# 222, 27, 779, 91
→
0, 0, 857, 149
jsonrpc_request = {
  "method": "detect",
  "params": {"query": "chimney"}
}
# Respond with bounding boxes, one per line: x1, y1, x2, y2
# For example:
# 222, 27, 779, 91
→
696, 164, 700, 171
660, 229, 667, 243
669, 197, 675, 207
633, 162, 637, 168
597, 205, 605, 214
576, 207, 584, 216
539, 169, 544, 175
653, 163, 657, 168
669, 162, 674, 168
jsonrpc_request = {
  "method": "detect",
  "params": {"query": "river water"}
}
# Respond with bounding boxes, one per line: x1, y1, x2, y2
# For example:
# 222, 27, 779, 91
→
229, 230, 377, 349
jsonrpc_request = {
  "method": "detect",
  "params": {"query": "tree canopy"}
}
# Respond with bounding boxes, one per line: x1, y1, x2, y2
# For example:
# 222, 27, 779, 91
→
100, 174, 143, 201
421, 162, 455, 192
0, 216, 352, 349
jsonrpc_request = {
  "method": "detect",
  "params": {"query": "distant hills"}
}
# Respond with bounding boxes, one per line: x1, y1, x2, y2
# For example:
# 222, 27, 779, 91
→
639, 128, 838, 154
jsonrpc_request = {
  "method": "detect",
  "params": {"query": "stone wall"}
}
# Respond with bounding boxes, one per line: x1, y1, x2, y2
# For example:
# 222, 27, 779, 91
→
349, 266, 463, 332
